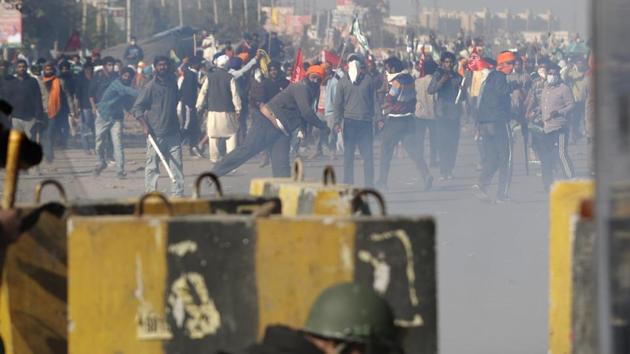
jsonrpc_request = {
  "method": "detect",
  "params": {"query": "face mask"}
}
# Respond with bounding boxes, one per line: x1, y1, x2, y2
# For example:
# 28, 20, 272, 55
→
537, 69, 547, 79
348, 60, 360, 84
114, 65, 120, 72
547, 75, 559, 85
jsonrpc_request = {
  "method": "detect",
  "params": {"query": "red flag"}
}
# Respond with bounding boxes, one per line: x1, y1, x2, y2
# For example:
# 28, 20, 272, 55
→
290, 48, 305, 83
321, 50, 340, 68
64, 31, 82, 52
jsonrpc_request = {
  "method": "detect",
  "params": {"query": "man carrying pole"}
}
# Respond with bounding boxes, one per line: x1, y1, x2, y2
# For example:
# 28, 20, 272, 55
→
131, 56, 185, 197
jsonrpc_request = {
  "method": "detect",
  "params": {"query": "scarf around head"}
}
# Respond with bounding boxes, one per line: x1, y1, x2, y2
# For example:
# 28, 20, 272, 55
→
43, 75, 61, 119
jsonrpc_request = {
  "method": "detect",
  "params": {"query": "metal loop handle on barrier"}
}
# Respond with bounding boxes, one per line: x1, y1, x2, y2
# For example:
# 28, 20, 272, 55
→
135, 192, 173, 216
352, 189, 387, 216
193, 172, 224, 199
322, 166, 337, 186
34, 180, 67, 205
292, 158, 304, 182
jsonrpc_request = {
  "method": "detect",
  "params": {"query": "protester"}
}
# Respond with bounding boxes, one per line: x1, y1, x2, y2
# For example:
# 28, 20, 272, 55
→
539, 62, 575, 192
41, 62, 74, 162
414, 59, 438, 178
196, 54, 242, 163
211, 65, 330, 177
333, 53, 377, 187
75, 62, 96, 154
94, 67, 139, 178
377, 56, 433, 191
124, 37, 144, 67
179, 56, 204, 158
428, 51, 464, 180
473, 51, 518, 202
131, 56, 185, 197
4, 59, 44, 140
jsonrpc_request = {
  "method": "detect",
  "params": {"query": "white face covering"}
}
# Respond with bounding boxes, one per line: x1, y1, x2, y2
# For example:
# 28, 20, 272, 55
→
547, 74, 559, 85
348, 60, 360, 84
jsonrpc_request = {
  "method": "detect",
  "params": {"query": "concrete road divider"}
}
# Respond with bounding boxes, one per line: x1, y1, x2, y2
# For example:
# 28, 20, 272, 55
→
0, 174, 281, 354
251, 162, 359, 216
68, 190, 437, 354
548, 180, 594, 354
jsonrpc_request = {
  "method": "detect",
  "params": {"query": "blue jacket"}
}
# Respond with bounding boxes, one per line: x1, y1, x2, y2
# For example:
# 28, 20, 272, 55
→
97, 79, 139, 120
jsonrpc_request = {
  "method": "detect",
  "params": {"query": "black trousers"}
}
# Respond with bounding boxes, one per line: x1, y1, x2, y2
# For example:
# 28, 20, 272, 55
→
378, 116, 431, 186
436, 117, 460, 176
478, 121, 512, 198
180, 105, 200, 151
211, 110, 290, 177
342, 118, 374, 187
540, 127, 575, 190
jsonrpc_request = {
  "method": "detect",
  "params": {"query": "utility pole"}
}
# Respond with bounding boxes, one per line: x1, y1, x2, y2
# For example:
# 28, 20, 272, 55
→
229, 0, 233, 16
243, 0, 249, 27
257, 0, 261, 24
213, 0, 218, 25
126, 0, 132, 42
104, 0, 110, 48
178, 0, 183, 27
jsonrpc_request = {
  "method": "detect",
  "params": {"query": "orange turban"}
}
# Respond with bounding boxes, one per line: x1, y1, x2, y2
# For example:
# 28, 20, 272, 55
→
496, 51, 516, 65
306, 64, 326, 79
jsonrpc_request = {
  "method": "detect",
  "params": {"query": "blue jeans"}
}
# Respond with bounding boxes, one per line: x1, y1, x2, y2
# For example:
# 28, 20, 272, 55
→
80, 109, 96, 151
145, 133, 184, 197
95, 115, 124, 174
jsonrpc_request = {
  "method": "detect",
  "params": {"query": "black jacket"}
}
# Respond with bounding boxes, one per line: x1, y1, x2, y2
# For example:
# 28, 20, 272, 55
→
476, 70, 513, 123
131, 76, 181, 137
179, 67, 199, 108
4, 75, 44, 120
427, 68, 464, 119
75, 73, 93, 110
266, 81, 328, 133
218, 326, 322, 354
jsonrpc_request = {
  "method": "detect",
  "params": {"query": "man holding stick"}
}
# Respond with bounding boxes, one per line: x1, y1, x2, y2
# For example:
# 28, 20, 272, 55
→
131, 56, 185, 197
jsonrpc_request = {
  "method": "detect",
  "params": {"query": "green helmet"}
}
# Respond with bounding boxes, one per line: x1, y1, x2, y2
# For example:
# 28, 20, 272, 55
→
303, 283, 396, 345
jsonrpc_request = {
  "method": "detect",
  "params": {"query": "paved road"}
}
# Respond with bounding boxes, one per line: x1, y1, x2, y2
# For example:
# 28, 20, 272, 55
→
4, 125, 590, 354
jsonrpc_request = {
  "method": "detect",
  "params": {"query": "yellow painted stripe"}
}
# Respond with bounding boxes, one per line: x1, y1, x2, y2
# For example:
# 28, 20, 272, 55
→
69, 216, 168, 354
0, 268, 13, 354
549, 180, 594, 354
255, 217, 356, 337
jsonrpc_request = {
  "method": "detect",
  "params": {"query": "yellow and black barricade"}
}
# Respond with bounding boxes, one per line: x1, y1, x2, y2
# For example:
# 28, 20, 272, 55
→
68, 190, 437, 354
0, 174, 281, 354
251, 163, 358, 216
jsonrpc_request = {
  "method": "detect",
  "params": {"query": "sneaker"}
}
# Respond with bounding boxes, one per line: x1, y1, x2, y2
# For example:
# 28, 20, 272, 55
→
93, 163, 107, 176
424, 175, 434, 191
116, 171, 127, 180
495, 197, 511, 204
472, 184, 492, 203
191, 146, 206, 159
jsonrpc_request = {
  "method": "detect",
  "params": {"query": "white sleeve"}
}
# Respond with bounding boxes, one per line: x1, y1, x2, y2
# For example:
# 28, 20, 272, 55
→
230, 78, 242, 113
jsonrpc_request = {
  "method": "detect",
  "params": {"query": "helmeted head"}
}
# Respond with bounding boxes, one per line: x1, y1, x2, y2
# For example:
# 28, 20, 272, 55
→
303, 283, 398, 354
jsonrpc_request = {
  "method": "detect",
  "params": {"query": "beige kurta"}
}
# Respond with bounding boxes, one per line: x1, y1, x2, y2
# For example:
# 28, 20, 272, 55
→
196, 74, 242, 138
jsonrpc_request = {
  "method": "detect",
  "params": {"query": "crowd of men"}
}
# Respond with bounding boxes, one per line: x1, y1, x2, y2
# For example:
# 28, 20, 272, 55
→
0, 30, 591, 201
